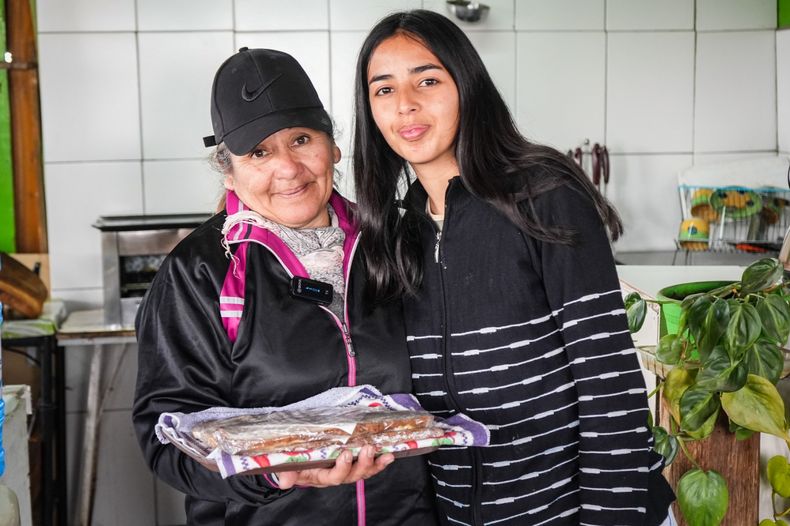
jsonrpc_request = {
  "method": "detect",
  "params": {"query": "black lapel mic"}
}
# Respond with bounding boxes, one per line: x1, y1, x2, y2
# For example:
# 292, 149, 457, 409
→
289, 276, 333, 305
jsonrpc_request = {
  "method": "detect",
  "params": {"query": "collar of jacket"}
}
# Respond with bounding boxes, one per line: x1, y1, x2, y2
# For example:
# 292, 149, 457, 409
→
402, 175, 475, 217
224, 189, 360, 279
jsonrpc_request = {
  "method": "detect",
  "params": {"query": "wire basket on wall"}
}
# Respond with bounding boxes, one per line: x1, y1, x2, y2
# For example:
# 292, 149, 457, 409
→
676, 184, 790, 254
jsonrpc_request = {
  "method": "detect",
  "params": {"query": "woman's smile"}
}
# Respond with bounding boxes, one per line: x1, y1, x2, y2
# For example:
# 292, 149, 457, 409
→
275, 183, 311, 198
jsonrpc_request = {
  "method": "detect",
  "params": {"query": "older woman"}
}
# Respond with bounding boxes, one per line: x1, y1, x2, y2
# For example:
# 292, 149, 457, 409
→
132, 48, 437, 526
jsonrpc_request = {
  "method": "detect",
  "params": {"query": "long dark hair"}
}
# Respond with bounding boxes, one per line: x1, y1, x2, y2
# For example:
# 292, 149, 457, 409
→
353, 9, 622, 299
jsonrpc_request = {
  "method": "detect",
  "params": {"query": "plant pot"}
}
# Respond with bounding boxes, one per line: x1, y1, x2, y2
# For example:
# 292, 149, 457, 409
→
659, 405, 760, 526
656, 281, 735, 336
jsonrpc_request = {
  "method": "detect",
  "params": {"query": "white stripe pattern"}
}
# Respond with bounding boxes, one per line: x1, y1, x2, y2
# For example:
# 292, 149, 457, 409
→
219, 296, 244, 304
457, 363, 572, 395
487, 401, 578, 431
562, 308, 625, 329
451, 328, 561, 357
453, 347, 564, 376
406, 278, 666, 524
484, 456, 579, 486
466, 382, 576, 411
483, 440, 579, 463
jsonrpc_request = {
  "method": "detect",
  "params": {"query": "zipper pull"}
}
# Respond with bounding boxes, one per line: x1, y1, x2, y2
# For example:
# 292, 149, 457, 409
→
341, 322, 355, 357
434, 231, 442, 264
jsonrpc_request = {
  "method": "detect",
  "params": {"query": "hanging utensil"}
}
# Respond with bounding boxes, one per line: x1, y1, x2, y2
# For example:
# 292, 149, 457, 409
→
573, 147, 583, 168
591, 143, 602, 193
601, 145, 610, 197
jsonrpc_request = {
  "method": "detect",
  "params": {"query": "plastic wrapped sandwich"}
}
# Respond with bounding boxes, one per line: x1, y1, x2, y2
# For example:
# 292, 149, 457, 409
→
155, 385, 489, 477
191, 405, 444, 456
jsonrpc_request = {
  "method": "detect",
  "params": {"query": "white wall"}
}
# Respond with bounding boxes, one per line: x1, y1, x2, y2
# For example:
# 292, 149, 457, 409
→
34, 0, 782, 523
779, 28, 790, 157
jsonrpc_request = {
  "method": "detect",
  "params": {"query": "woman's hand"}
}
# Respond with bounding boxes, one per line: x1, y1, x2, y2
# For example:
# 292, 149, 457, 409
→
275, 445, 395, 489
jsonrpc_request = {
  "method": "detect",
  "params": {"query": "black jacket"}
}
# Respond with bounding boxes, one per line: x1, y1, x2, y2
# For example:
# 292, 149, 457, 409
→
402, 176, 674, 526
132, 194, 438, 526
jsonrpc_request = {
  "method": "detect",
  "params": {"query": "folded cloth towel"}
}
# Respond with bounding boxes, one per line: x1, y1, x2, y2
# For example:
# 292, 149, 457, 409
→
155, 385, 490, 478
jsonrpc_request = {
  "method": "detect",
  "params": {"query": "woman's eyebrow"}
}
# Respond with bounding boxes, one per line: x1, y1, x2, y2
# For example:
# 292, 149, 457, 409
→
411, 63, 442, 74
368, 63, 444, 85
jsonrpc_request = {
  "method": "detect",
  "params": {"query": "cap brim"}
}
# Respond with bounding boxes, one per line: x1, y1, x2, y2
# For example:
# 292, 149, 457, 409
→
222, 107, 333, 156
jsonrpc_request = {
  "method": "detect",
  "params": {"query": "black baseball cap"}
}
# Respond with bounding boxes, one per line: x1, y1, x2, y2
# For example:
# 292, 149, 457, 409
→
203, 47, 333, 155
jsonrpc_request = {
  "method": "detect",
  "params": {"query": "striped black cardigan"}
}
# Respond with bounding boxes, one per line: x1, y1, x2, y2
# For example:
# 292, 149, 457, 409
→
401, 176, 674, 526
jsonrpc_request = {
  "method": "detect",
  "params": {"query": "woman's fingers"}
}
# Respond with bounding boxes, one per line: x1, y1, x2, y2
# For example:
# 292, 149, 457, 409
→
274, 450, 355, 489
344, 446, 394, 481
274, 469, 300, 489
272, 447, 395, 489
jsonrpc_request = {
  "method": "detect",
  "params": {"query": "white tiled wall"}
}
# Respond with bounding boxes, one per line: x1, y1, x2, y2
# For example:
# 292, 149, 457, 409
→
694, 31, 777, 153
606, 154, 693, 251
37, 0, 136, 32
38, 33, 141, 163
779, 30, 790, 155
696, 0, 777, 30
606, 31, 695, 153
43, 162, 143, 290
606, 0, 694, 31
138, 32, 235, 159
516, 32, 606, 149
137, 0, 234, 31
516, 0, 605, 30
35, 1, 782, 523
328, 0, 422, 30
235, 0, 329, 30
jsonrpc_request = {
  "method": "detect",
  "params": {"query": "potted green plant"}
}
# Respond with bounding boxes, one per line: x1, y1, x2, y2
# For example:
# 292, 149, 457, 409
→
626, 257, 790, 526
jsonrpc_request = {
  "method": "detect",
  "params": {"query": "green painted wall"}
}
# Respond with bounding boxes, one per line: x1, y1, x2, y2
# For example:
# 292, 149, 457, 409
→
0, 0, 15, 252
780, 0, 790, 28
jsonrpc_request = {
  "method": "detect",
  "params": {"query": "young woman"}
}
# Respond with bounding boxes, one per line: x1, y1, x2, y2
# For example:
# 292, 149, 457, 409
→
352, 10, 675, 526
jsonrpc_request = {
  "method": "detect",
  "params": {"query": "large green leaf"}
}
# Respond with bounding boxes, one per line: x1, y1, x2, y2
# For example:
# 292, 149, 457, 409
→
680, 387, 721, 434
656, 334, 683, 365
757, 294, 790, 345
740, 257, 783, 295
695, 346, 748, 392
759, 520, 788, 526
677, 468, 728, 526
625, 292, 647, 333
698, 299, 730, 360
767, 455, 790, 498
664, 368, 696, 424
744, 339, 784, 385
687, 295, 714, 342
652, 425, 679, 465
684, 405, 719, 440
725, 303, 761, 358
720, 374, 789, 441
732, 424, 755, 441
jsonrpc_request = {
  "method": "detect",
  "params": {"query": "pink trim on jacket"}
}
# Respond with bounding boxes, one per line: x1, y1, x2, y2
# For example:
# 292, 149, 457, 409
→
219, 190, 366, 526
219, 241, 247, 342
219, 190, 360, 342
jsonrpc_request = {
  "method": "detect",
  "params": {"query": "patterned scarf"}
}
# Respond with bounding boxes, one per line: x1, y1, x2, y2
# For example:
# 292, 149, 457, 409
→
221, 205, 346, 300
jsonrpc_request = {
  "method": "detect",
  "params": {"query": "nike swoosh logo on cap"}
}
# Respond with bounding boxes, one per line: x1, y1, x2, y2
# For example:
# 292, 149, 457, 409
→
241, 72, 283, 102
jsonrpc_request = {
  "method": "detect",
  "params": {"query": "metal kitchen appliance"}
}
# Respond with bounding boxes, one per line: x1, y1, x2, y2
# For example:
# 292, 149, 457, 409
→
93, 214, 210, 328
